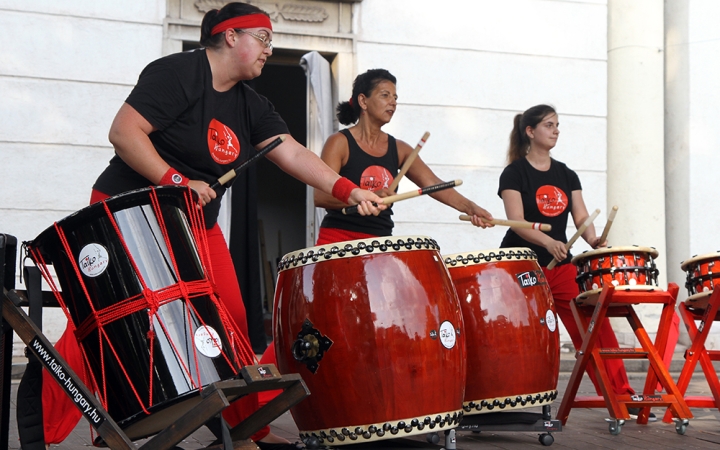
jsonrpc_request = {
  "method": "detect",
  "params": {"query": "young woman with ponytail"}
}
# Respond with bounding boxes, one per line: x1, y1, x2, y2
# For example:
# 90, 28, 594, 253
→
498, 104, 654, 420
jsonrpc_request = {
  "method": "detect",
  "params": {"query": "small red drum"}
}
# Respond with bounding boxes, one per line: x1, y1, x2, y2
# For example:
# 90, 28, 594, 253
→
26, 186, 253, 440
572, 246, 660, 300
681, 252, 720, 302
443, 248, 559, 415
273, 236, 465, 446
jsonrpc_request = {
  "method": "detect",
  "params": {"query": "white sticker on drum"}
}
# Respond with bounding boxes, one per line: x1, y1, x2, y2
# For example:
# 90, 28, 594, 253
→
78, 243, 109, 278
439, 321, 457, 349
194, 325, 222, 358
545, 310, 557, 333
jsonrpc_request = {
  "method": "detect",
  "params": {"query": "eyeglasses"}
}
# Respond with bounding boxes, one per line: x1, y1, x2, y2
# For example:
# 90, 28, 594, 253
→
237, 29, 273, 50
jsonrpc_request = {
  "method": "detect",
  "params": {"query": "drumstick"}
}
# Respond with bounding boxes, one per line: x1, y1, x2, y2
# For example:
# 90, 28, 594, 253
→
598, 205, 619, 245
342, 179, 462, 215
547, 208, 601, 270
388, 131, 430, 192
209, 136, 286, 190
458, 215, 552, 232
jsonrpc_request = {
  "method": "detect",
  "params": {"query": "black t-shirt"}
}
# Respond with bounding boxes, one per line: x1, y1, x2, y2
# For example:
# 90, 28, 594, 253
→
320, 129, 399, 236
94, 49, 289, 227
498, 157, 582, 267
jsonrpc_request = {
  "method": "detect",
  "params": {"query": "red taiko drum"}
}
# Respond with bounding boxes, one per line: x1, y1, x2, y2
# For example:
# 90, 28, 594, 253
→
572, 246, 659, 300
26, 186, 251, 440
273, 236, 465, 446
681, 252, 720, 302
443, 248, 559, 414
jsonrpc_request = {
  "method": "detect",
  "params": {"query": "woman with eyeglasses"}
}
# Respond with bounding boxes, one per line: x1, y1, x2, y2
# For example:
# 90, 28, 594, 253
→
40, 3, 383, 448
498, 104, 654, 421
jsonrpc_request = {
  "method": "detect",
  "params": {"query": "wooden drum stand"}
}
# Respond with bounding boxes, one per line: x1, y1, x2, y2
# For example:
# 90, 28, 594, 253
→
556, 284, 692, 435
662, 286, 720, 423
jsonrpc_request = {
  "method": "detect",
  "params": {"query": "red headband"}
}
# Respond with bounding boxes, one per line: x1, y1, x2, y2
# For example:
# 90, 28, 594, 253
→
211, 13, 272, 36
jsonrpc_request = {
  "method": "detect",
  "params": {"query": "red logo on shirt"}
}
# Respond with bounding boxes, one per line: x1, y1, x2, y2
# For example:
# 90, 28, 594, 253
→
536, 185, 568, 217
207, 119, 240, 164
360, 166, 393, 191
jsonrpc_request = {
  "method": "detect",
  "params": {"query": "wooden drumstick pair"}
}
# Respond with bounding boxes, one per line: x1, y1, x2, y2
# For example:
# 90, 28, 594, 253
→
547, 208, 601, 270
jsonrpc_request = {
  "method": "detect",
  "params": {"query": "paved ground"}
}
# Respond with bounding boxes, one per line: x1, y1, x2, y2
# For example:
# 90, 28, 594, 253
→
7, 359, 720, 449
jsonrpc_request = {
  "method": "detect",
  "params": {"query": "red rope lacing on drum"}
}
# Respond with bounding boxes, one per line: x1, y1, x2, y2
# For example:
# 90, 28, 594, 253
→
28, 187, 257, 418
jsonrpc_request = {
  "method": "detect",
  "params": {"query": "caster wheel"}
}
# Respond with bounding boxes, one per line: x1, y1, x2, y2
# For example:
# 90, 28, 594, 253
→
303, 436, 321, 449
608, 421, 622, 435
426, 432, 440, 444
539, 433, 554, 446
675, 419, 689, 435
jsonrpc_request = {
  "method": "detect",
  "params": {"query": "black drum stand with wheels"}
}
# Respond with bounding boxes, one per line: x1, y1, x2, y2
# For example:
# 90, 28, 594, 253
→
455, 405, 562, 447
0, 233, 309, 450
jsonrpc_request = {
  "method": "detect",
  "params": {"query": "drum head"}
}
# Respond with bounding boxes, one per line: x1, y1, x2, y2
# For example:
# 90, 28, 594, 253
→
685, 290, 714, 305
680, 251, 720, 272
571, 245, 659, 266
576, 285, 659, 305
278, 235, 440, 271
443, 247, 537, 268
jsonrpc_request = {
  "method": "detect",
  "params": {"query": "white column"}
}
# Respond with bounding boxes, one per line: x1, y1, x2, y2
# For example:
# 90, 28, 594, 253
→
607, 1, 666, 338
664, 1, 690, 300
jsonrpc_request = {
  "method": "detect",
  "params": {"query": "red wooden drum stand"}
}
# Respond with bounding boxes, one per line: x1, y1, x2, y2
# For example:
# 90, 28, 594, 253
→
571, 246, 660, 301
556, 284, 692, 435
19, 186, 311, 448
661, 252, 720, 423
273, 236, 466, 446
443, 248, 560, 414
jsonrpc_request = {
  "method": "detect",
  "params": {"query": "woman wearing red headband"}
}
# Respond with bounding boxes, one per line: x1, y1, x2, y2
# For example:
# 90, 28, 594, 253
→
40, 3, 382, 449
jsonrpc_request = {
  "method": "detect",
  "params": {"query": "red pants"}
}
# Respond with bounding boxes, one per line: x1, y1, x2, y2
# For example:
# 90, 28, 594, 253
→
543, 264, 635, 396
42, 190, 268, 443
316, 227, 377, 246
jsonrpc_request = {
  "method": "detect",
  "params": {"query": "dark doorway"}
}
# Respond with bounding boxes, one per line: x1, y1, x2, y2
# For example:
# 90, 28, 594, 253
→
244, 61, 308, 351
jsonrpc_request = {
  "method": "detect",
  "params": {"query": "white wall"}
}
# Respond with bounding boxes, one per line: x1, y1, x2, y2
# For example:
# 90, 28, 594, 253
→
354, 0, 608, 345
0, 1, 165, 347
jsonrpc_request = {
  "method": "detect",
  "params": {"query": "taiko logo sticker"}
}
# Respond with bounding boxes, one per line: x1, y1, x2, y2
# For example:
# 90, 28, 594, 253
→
194, 325, 222, 358
78, 243, 109, 278
207, 118, 240, 164
360, 166, 393, 191
439, 321, 457, 349
546, 310, 557, 332
535, 185, 569, 217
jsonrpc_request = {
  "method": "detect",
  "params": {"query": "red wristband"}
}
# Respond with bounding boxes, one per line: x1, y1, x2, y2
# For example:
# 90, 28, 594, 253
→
159, 168, 189, 186
331, 177, 358, 204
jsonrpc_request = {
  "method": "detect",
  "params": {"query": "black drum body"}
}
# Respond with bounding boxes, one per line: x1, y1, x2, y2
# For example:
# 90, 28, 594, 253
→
27, 186, 241, 440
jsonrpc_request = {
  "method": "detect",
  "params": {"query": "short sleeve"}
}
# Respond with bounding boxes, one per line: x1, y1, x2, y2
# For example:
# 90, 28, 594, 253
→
568, 168, 582, 191
498, 163, 523, 198
126, 58, 193, 131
